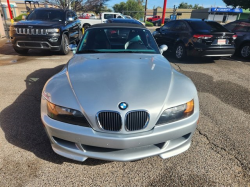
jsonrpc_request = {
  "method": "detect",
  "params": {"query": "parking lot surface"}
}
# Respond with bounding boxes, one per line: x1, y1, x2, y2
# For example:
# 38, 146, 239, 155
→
0, 39, 250, 186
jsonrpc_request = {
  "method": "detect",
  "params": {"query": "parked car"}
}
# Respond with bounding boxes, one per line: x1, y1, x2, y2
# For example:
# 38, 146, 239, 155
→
124, 15, 133, 19
9, 8, 82, 55
153, 19, 237, 60
107, 18, 143, 25
224, 20, 250, 58
147, 15, 161, 22
79, 12, 124, 31
152, 18, 170, 26
41, 23, 199, 162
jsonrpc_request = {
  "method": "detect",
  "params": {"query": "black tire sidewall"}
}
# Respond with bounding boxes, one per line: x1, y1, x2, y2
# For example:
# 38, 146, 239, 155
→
60, 34, 69, 55
240, 43, 250, 58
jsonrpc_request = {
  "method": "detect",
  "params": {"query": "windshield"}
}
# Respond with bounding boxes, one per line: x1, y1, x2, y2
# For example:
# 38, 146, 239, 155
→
189, 21, 229, 32
27, 10, 64, 21
77, 28, 160, 54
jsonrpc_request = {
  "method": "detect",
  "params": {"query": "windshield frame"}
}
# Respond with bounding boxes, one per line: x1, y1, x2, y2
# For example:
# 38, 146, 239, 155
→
76, 27, 161, 54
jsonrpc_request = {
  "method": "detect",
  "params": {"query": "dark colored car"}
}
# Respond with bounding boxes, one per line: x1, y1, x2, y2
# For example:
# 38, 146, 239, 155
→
9, 8, 82, 55
153, 19, 237, 60
107, 18, 143, 25
224, 20, 250, 58
152, 18, 170, 26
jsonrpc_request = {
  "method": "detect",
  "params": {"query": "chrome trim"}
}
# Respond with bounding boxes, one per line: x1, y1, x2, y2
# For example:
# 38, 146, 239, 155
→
15, 27, 47, 35
125, 110, 150, 132
96, 110, 122, 132
16, 41, 60, 49
205, 54, 232, 57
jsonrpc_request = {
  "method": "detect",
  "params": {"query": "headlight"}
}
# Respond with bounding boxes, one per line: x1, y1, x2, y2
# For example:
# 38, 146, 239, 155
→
47, 28, 60, 33
46, 100, 90, 127
156, 100, 194, 125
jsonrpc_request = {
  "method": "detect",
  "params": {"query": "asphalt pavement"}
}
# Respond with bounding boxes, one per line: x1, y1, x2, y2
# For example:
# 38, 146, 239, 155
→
0, 39, 250, 186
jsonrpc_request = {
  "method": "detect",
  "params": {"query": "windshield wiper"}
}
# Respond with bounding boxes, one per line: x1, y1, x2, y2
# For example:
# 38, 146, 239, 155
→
77, 50, 103, 54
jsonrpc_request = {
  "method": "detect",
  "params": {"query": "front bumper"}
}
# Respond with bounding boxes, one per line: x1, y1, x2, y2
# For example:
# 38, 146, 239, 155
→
10, 34, 61, 51
41, 107, 198, 162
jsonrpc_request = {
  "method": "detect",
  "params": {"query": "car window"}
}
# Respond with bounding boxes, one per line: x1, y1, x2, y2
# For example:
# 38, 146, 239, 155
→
161, 21, 176, 31
27, 9, 64, 21
224, 22, 237, 31
67, 11, 73, 20
104, 14, 115, 19
188, 21, 229, 32
71, 11, 77, 20
78, 28, 160, 54
233, 22, 250, 32
173, 21, 187, 31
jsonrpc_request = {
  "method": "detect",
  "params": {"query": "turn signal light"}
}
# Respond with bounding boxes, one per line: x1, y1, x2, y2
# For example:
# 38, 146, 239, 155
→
232, 35, 237, 40
193, 34, 213, 39
184, 99, 194, 113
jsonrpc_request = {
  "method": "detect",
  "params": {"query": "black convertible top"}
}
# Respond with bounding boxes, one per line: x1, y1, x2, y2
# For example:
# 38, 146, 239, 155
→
89, 23, 146, 29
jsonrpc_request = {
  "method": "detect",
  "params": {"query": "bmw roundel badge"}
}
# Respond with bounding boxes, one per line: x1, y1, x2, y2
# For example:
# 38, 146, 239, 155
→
118, 102, 128, 110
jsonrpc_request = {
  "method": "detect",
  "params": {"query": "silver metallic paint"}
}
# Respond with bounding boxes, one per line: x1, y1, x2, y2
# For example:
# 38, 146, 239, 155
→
41, 52, 199, 162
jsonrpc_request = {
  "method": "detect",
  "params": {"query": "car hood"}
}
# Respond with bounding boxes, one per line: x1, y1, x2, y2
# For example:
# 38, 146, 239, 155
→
67, 53, 173, 132
15, 20, 62, 27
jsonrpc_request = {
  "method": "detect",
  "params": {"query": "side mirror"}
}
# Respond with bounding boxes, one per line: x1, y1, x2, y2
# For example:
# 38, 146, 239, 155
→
67, 17, 74, 22
69, 44, 77, 54
159, 44, 168, 54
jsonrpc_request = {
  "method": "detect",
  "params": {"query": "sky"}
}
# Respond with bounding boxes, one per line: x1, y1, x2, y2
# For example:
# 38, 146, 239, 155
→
107, 0, 227, 9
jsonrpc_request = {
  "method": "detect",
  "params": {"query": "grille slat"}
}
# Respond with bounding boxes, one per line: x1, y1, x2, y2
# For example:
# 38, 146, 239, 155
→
125, 111, 149, 131
98, 112, 122, 131
16, 28, 47, 35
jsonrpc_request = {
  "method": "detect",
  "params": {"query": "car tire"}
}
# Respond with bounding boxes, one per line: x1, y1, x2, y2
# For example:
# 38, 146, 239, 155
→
240, 43, 250, 58
175, 43, 186, 60
59, 34, 69, 55
13, 47, 29, 55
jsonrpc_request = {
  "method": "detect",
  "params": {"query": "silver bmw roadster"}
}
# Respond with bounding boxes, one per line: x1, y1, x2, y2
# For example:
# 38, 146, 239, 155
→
41, 23, 199, 162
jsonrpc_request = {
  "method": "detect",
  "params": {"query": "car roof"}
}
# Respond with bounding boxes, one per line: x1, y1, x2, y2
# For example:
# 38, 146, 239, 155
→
89, 23, 146, 29
33, 8, 68, 12
178, 19, 216, 22
108, 18, 143, 25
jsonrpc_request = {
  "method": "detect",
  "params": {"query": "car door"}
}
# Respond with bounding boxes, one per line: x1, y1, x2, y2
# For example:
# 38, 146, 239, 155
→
71, 11, 80, 40
171, 21, 190, 49
155, 21, 176, 48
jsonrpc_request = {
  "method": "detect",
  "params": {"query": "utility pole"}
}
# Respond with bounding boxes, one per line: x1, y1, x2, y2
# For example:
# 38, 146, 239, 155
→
161, 0, 167, 26
144, 0, 148, 22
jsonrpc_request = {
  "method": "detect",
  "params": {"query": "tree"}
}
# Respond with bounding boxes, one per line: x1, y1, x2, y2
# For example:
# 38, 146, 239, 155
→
113, 0, 144, 19
48, 0, 109, 13
178, 2, 193, 9
223, 0, 250, 9
193, 4, 203, 9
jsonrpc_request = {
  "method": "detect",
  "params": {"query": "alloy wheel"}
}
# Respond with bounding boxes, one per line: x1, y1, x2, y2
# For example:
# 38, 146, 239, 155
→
241, 45, 250, 58
176, 46, 183, 59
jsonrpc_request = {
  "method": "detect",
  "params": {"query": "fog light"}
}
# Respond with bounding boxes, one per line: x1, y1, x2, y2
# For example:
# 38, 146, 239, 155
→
49, 38, 58, 42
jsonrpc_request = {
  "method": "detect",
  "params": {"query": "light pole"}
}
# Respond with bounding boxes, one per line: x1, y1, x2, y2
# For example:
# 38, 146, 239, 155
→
161, 0, 167, 26
6, 0, 13, 24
